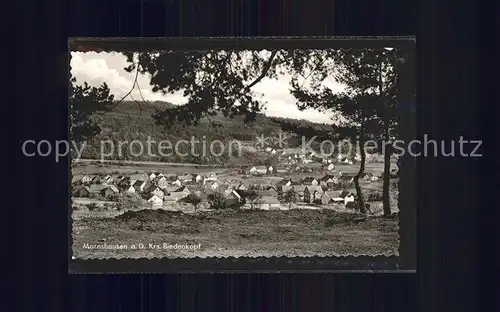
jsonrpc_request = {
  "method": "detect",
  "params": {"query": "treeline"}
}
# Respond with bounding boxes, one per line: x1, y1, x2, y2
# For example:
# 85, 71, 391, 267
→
79, 101, 341, 163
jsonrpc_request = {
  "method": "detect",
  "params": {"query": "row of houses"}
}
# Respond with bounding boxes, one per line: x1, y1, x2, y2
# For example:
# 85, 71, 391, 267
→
73, 171, 218, 187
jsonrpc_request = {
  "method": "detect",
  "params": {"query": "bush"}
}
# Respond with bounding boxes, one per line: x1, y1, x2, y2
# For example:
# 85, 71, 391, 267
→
208, 192, 227, 210
366, 191, 383, 202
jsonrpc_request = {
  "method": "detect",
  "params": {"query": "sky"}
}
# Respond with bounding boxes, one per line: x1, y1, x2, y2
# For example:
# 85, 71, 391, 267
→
70, 51, 346, 124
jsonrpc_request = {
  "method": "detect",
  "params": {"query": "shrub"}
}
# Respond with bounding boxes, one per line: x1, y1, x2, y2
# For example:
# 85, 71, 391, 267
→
207, 192, 227, 210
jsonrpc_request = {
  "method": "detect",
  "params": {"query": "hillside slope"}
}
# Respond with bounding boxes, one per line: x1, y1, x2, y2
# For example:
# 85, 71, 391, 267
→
80, 101, 341, 164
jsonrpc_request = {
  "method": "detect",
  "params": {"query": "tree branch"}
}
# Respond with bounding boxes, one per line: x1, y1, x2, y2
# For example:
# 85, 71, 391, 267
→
244, 51, 278, 90
111, 55, 141, 109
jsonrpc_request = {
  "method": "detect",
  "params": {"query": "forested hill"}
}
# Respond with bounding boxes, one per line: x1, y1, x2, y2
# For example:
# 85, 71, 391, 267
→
81, 101, 340, 164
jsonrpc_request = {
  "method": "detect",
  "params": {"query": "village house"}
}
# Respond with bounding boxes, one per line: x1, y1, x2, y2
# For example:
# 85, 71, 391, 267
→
164, 191, 189, 202
259, 196, 281, 210
85, 184, 107, 197
327, 163, 335, 171
125, 185, 136, 194
91, 176, 102, 184
132, 180, 148, 193
320, 175, 339, 188
149, 172, 164, 180
101, 175, 114, 185
301, 177, 319, 186
147, 194, 163, 205
225, 190, 242, 207
192, 174, 203, 183
275, 178, 292, 192
236, 183, 249, 191
267, 166, 274, 173
207, 181, 220, 190
72, 185, 90, 197
204, 172, 218, 182
249, 166, 268, 175
292, 185, 307, 200
174, 186, 191, 196
343, 193, 355, 206
171, 179, 182, 187
320, 190, 343, 205
81, 174, 93, 184
265, 147, 273, 153
116, 176, 130, 187
178, 174, 193, 183
99, 185, 119, 198
144, 185, 165, 199
264, 184, 278, 192
304, 186, 324, 203
271, 149, 277, 155
153, 176, 170, 189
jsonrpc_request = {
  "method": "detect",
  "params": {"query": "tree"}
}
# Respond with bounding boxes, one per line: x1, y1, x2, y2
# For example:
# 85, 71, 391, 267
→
290, 49, 400, 217
183, 193, 202, 213
69, 77, 115, 142
245, 190, 263, 210
207, 192, 227, 210
283, 189, 297, 209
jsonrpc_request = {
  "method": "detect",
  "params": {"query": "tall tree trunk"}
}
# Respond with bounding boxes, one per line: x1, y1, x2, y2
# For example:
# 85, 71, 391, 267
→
353, 129, 366, 213
382, 126, 392, 217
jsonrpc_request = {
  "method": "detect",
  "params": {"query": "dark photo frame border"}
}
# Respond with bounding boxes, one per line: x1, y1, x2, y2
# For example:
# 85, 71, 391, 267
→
67, 37, 416, 273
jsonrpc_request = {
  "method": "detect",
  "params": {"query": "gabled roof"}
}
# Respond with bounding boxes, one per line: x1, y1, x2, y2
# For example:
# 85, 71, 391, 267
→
87, 184, 107, 193
174, 186, 190, 193
225, 190, 242, 199
132, 180, 145, 187
320, 175, 336, 181
276, 178, 291, 186
302, 177, 317, 183
305, 186, 324, 193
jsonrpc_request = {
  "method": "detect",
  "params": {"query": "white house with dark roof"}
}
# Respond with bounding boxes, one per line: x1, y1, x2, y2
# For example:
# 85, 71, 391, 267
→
304, 186, 324, 203
147, 195, 163, 205
225, 190, 242, 206
250, 166, 268, 175
81, 174, 93, 184
132, 180, 148, 193
126, 185, 136, 194
171, 179, 182, 187
192, 174, 203, 183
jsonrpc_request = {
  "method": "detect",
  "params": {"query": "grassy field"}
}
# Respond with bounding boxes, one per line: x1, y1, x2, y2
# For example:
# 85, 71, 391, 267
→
72, 208, 399, 259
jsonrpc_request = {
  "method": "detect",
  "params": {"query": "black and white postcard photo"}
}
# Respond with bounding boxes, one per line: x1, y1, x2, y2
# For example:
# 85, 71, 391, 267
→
65, 38, 416, 272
